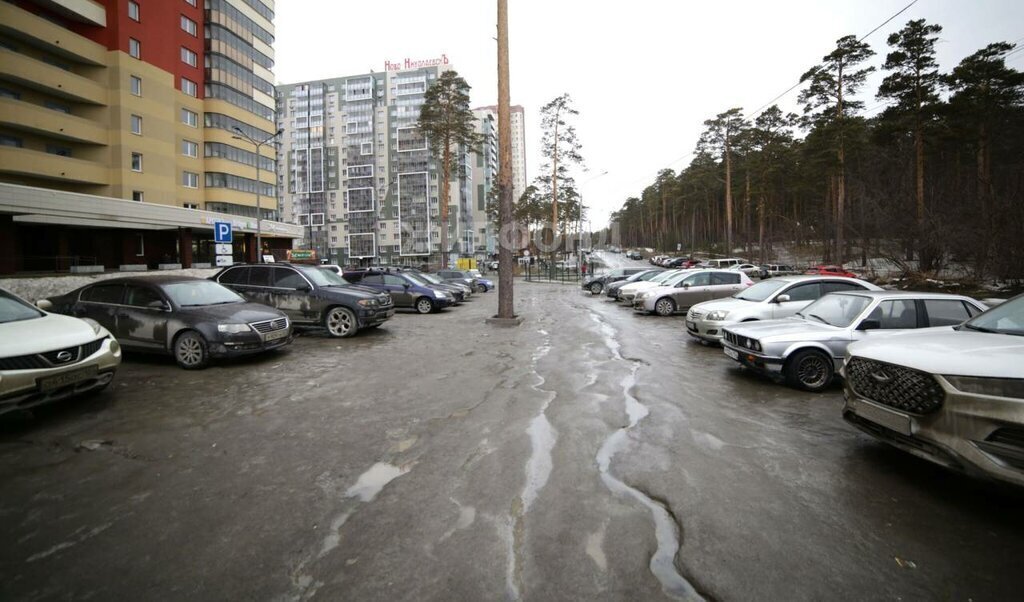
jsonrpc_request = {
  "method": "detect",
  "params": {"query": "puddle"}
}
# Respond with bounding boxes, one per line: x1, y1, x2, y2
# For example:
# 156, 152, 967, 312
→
345, 462, 407, 502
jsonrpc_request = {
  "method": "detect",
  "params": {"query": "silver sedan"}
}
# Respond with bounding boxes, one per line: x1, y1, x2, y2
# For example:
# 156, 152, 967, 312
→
720, 291, 988, 392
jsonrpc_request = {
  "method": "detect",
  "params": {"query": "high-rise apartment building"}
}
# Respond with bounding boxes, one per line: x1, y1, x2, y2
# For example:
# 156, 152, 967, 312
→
0, 0, 298, 273
278, 60, 495, 267
474, 104, 527, 203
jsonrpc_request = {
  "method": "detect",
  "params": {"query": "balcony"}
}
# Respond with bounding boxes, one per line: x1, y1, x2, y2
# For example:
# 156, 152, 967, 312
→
0, 98, 107, 145
0, 3, 107, 66
0, 146, 108, 186
0, 49, 106, 105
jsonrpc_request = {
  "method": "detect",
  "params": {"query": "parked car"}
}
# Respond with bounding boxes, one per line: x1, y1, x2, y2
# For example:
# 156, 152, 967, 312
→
686, 276, 881, 344
345, 269, 454, 314
40, 277, 294, 369
841, 293, 1024, 487
581, 267, 647, 295
465, 270, 494, 292
617, 269, 686, 304
634, 269, 753, 316
605, 268, 666, 299
703, 258, 745, 269
731, 263, 763, 277
1, 288, 121, 414
805, 265, 859, 278
721, 291, 987, 392
650, 255, 667, 265
626, 250, 643, 260
759, 264, 799, 279
213, 263, 393, 338
436, 270, 483, 294
409, 271, 469, 303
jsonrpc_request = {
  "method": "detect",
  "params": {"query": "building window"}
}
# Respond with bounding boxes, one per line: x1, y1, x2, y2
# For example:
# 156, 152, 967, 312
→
181, 78, 197, 97
181, 15, 197, 36
130, 75, 142, 96
182, 171, 199, 188
131, 152, 143, 172
181, 47, 197, 67
130, 114, 142, 135
181, 108, 198, 127
184, 202, 199, 209
128, 1, 139, 21
44, 100, 71, 114
132, 190, 144, 202
128, 38, 141, 59
46, 144, 72, 157
0, 87, 20, 100
0, 135, 23, 147
182, 140, 198, 157
184, 0, 197, 6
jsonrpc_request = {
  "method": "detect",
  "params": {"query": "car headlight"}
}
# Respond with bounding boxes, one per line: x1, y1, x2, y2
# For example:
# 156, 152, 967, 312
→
944, 375, 1024, 399
706, 310, 730, 321
434, 290, 447, 299
81, 317, 103, 335
357, 299, 378, 307
218, 323, 251, 333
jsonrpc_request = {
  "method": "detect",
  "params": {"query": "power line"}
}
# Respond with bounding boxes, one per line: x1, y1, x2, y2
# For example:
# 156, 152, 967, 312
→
858, 0, 920, 43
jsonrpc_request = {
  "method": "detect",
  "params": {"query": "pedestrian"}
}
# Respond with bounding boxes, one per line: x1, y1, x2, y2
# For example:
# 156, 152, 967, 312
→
581, 262, 587, 276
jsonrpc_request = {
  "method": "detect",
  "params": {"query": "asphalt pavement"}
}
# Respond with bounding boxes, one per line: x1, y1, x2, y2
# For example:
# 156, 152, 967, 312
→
2, 255, 1023, 601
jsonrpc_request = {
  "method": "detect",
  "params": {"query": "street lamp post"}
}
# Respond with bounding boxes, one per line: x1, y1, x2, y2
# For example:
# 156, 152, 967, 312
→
232, 126, 282, 263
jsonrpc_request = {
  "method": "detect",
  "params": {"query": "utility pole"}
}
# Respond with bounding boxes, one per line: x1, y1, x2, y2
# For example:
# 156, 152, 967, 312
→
495, 0, 516, 320
233, 126, 282, 263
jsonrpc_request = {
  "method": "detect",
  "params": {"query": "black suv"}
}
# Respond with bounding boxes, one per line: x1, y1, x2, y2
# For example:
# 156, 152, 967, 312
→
211, 263, 394, 337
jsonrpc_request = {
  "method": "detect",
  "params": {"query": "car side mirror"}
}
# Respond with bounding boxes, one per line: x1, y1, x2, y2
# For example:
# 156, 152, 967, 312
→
147, 300, 169, 310
297, 284, 312, 292
775, 294, 791, 303
403, 283, 410, 289
36, 299, 53, 310
681, 283, 690, 289
858, 319, 881, 331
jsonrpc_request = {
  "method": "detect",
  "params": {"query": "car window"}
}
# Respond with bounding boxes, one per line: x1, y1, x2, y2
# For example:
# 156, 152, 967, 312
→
248, 266, 274, 287
0, 290, 43, 323
273, 267, 307, 289
784, 283, 820, 302
712, 272, 741, 285
869, 299, 919, 329
81, 283, 124, 304
822, 281, 864, 294
924, 299, 972, 327
361, 274, 384, 285
965, 302, 984, 318
217, 267, 248, 285
801, 294, 872, 327
683, 272, 711, 287
125, 285, 165, 308
383, 274, 406, 286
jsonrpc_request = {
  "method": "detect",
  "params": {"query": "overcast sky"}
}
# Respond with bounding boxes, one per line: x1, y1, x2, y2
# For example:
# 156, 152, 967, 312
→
274, 0, 1024, 229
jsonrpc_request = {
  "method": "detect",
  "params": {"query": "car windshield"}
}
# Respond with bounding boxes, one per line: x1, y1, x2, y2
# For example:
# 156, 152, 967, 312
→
796, 294, 872, 327
650, 270, 678, 284
164, 281, 243, 307
962, 295, 1024, 336
300, 266, 348, 287
663, 272, 692, 287
416, 273, 443, 284
316, 267, 350, 285
404, 273, 433, 285
735, 279, 788, 302
467, 270, 482, 278
0, 290, 43, 323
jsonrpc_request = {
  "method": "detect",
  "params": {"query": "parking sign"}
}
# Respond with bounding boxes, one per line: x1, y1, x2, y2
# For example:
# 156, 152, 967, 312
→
214, 221, 233, 243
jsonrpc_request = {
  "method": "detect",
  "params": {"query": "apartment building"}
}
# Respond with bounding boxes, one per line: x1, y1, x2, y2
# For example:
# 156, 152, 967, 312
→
0, 0, 299, 274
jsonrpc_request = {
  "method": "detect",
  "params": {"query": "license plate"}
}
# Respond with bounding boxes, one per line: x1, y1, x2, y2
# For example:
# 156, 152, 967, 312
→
263, 328, 289, 342
39, 365, 97, 392
686, 320, 696, 331
850, 398, 912, 436
723, 346, 739, 360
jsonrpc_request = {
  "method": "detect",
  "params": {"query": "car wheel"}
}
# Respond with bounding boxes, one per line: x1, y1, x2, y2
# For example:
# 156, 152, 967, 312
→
654, 297, 676, 316
589, 282, 603, 294
415, 297, 435, 314
475, 284, 487, 293
173, 331, 208, 370
324, 306, 357, 338
785, 349, 834, 392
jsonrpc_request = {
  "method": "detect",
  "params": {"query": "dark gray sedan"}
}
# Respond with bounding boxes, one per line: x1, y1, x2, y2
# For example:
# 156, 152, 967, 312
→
39, 277, 293, 369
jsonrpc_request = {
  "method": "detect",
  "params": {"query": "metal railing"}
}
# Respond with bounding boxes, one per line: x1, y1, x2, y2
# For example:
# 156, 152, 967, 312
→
522, 260, 598, 284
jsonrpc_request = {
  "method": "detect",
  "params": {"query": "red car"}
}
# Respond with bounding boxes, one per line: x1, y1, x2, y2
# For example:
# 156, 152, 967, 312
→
804, 265, 858, 278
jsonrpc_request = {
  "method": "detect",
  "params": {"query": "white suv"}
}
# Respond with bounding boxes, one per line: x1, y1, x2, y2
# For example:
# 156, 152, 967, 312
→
842, 293, 1024, 487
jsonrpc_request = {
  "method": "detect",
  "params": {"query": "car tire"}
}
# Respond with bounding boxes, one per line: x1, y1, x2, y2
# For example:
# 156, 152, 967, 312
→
654, 297, 676, 316
324, 306, 357, 338
589, 282, 603, 294
415, 297, 435, 314
785, 349, 834, 392
475, 284, 487, 293
173, 330, 209, 370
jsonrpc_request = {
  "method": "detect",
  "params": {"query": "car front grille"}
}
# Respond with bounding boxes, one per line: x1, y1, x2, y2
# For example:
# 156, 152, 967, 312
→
251, 318, 289, 334
723, 330, 758, 351
846, 357, 945, 415
688, 310, 703, 320
0, 337, 106, 371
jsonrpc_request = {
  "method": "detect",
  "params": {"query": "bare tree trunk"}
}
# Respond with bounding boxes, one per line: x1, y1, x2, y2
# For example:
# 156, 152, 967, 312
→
836, 62, 846, 266
758, 194, 766, 264
725, 138, 733, 253
744, 171, 751, 255
550, 113, 559, 259
441, 144, 451, 268
496, 0, 515, 319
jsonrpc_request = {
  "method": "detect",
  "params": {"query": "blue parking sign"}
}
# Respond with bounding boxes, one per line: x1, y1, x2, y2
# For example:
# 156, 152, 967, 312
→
214, 221, 233, 243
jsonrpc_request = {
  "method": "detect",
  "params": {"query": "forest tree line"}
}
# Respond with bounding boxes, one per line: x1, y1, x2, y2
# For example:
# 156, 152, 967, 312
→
607, 20, 1024, 279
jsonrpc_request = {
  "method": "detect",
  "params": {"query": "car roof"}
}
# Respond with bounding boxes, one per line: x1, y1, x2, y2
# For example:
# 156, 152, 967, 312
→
766, 274, 864, 284
85, 275, 207, 287
829, 290, 978, 301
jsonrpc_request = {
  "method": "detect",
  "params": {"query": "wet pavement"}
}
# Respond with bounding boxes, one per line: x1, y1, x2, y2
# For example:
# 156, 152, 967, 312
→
2, 254, 1024, 601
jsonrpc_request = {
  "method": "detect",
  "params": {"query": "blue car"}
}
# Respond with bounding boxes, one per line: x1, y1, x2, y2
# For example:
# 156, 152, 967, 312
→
438, 269, 492, 293
344, 269, 455, 314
